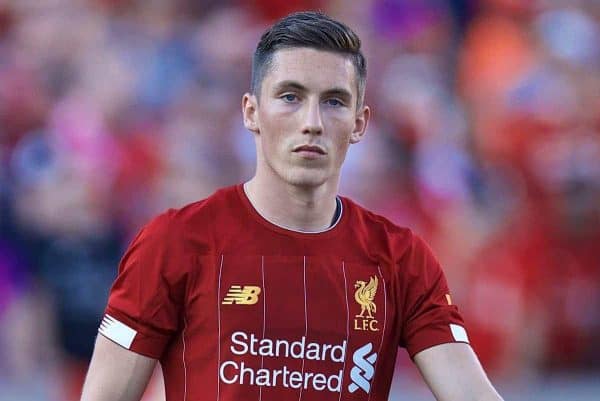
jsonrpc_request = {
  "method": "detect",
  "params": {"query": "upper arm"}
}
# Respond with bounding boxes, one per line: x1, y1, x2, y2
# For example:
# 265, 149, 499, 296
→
414, 343, 503, 401
103, 212, 190, 358
82, 213, 185, 400
80, 334, 157, 401
399, 234, 467, 357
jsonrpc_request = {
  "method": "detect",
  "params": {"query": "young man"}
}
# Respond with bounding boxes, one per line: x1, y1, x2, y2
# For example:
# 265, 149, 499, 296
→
81, 11, 503, 401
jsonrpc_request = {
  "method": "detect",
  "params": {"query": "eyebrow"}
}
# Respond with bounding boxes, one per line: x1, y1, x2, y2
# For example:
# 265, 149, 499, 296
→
273, 80, 353, 101
273, 80, 307, 93
323, 87, 353, 101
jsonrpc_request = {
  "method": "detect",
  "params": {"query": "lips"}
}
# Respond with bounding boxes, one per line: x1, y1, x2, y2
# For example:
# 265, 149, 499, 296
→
293, 145, 326, 155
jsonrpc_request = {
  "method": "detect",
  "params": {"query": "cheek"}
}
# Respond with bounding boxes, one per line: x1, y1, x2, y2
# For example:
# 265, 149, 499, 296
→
258, 125, 287, 162
328, 119, 355, 149
259, 110, 298, 150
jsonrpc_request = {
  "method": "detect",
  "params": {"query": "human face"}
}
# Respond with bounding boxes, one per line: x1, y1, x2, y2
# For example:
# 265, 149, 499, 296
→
243, 48, 370, 188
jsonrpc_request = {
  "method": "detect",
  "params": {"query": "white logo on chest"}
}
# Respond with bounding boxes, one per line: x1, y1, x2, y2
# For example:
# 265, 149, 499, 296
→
348, 342, 377, 394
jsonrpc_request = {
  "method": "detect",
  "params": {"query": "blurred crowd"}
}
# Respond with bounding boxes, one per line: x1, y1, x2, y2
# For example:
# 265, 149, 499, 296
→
1, 0, 599, 400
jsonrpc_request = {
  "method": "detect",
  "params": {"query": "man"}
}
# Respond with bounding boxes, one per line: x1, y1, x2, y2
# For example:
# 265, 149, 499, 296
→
81, 11, 503, 401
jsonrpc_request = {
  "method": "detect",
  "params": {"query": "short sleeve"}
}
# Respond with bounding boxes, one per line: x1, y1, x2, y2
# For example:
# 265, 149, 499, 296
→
399, 234, 468, 358
100, 210, 189, 359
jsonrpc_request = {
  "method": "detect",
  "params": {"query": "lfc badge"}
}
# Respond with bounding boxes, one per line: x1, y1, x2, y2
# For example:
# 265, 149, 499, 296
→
353, 276, 379, 332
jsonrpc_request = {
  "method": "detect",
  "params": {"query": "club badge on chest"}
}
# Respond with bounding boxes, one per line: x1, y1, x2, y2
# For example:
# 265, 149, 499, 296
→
353, 276, 379, 332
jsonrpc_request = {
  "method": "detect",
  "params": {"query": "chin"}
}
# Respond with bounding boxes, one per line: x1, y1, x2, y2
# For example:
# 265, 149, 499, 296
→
281, 167, 330, 188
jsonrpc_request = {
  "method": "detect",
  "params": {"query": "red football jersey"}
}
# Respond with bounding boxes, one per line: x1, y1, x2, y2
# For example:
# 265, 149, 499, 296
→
100, 185, 468, 401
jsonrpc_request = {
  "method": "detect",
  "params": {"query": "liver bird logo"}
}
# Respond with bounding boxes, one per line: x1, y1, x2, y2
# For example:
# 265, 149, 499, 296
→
354, 276, 378, 319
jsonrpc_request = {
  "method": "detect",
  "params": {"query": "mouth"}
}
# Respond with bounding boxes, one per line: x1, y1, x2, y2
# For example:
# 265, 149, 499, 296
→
293, 145, 327, 155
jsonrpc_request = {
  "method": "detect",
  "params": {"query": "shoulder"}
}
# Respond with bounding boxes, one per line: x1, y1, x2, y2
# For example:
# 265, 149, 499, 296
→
137, 185, 240, 250
340, 196, 418, 257
149, 185, 237, 226
341, 196, 413, 240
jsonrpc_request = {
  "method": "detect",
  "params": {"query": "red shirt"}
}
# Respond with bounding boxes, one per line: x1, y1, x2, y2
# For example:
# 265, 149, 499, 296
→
100, 185, 467, 401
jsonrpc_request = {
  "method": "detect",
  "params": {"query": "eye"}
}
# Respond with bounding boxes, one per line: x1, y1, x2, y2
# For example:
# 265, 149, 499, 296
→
280, 93, 298, 103
325, 98, 344, 107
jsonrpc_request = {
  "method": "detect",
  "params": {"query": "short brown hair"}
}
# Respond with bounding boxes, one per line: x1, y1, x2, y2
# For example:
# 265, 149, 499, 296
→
251, 11, 367, 105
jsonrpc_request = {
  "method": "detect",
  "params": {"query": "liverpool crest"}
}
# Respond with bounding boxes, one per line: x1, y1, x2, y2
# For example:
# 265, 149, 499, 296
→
353, 276, 379, 331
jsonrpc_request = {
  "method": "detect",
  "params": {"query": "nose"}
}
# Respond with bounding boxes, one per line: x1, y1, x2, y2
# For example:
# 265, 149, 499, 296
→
302, 98, 323, 135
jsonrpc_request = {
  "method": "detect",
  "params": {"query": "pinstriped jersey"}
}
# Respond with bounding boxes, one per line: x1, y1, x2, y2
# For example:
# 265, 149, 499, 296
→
99, 184, 468, 401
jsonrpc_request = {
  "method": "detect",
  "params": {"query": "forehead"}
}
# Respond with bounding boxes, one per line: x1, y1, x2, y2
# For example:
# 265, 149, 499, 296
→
262, 48, 357, 95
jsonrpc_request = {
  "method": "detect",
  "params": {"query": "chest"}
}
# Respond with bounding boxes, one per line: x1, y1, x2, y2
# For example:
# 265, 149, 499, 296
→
179, 254, 395, 358
177, 253, 400, 399
211, 255, 390, 342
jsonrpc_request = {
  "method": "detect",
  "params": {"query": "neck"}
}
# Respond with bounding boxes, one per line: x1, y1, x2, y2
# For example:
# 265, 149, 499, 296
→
244, 173, 339, 233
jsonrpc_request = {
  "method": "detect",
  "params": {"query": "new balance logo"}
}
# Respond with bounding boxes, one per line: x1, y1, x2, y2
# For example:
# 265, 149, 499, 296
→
222, 285, 261, 305
348, 343, 377, 394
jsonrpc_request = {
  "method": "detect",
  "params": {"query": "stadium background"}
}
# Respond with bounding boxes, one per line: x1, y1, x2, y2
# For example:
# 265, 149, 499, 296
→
0, 0, 599, 400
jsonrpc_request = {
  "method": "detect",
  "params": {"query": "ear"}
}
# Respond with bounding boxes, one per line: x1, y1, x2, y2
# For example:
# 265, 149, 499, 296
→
242, 93, 260, 134
349, 105, 370, 144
